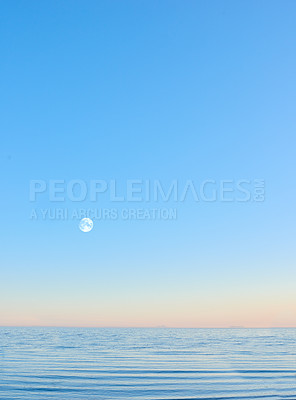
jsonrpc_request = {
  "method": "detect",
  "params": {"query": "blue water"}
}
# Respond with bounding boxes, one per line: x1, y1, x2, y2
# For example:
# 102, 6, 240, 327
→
0, 328, 296, 399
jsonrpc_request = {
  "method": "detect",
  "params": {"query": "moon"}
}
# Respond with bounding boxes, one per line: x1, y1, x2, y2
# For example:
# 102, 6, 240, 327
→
79, 218, 94, 233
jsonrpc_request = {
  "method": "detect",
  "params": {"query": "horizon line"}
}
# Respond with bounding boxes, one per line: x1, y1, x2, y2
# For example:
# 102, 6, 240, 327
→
0, 325, 295, 329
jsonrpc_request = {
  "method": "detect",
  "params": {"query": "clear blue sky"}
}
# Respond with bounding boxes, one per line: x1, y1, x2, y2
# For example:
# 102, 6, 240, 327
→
1, 0, 295, 327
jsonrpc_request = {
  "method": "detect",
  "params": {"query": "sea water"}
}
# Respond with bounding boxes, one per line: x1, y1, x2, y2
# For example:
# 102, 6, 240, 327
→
0, 327, 295, 399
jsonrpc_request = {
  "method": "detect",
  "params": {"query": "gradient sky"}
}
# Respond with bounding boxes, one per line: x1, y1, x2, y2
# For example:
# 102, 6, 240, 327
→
1, 0, 296, 328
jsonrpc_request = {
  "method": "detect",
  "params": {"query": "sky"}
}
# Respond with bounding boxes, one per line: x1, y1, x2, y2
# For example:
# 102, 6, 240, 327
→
0, 0, 296, 328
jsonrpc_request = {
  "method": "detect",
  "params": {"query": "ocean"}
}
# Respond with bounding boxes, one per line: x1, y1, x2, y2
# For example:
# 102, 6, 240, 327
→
0, 327, 295, 399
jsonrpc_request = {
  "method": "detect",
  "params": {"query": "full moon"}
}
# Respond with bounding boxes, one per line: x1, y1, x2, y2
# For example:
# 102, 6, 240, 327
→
79, 218, 94, 233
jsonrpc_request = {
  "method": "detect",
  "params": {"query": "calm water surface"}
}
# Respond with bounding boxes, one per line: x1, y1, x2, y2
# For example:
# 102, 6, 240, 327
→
0, 328, 295, 399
